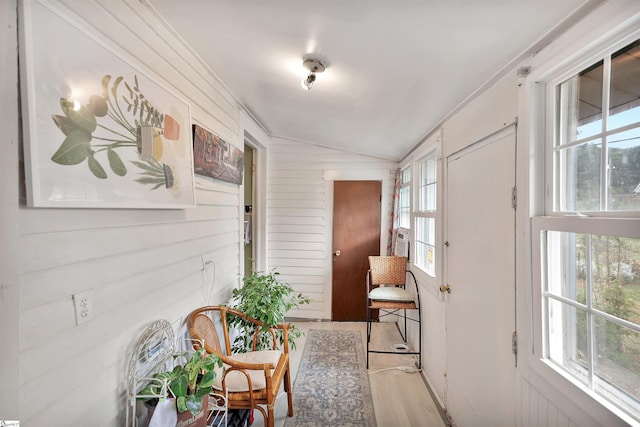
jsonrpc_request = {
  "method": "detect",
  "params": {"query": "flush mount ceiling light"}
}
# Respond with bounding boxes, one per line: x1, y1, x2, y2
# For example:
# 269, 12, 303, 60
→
301, 57, 326, 91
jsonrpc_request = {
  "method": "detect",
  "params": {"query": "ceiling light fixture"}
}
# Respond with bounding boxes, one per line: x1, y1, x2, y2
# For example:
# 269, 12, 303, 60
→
301, 57, 326, 91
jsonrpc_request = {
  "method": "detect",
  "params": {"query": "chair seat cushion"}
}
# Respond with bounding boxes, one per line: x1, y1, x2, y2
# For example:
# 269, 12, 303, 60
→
213, 350, 281, 392
369, 286, 413, 302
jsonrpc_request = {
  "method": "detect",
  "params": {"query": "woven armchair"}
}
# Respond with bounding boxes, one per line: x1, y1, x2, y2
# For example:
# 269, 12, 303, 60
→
186, 306, 293, 427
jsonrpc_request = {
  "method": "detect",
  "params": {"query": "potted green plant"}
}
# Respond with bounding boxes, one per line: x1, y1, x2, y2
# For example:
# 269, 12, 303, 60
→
138, 347, 222, 425
228, 267, 311, 353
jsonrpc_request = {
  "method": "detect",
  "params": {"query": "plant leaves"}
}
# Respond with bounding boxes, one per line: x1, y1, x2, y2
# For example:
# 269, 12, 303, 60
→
111, 76, 123, 99
107, 148, 127, 176
88, 154, 107, 179
124, 81, 133, 98
131, 160, 164, 174
185, 395, 202, 415
135, 177, 165, 185
52, 114, 78, 136
66, 107, 97, 133
89, 95, 108, 117
101, 75, 112, 101
170, 374, 188, 398
196, 370, 215, 392
51, 130, 92, 165
176, 396, 187, 413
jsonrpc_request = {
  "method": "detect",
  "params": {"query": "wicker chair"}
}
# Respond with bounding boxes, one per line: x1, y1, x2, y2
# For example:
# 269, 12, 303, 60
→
186, 306, 293, 427
366, 256, 422, 369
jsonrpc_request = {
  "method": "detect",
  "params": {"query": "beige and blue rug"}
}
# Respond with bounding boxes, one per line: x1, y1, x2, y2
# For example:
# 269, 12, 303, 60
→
284, 329, 377, 427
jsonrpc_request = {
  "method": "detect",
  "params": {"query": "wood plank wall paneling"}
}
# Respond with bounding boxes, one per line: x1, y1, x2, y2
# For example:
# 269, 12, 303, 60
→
16, 0, 243, 425
267, 138, 398, 320
1, 0, 20, 418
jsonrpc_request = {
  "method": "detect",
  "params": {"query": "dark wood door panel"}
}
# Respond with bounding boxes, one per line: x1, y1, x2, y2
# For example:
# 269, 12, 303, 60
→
332, 180, 381, 321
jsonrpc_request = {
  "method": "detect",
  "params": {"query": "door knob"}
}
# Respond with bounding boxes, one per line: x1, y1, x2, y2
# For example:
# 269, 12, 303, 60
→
333, 250, 341, 257
439, 284, 451, 293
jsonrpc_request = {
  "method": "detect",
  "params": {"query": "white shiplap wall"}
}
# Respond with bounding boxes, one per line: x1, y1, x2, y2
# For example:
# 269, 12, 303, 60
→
267, 138, 398, 320
1, 0, 20, 419
16, 0, 244, 425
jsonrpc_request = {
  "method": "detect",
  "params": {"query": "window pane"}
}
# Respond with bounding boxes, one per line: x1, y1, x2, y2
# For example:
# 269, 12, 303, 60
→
557, 61, 603, 145
420, 183, 436, 211
609, 40, 640, 132
419, 154, 436, 211
547, 298, 589, 384
594, 318, 640, 405
607, 129, 640, 211
415, 217, 435, 276
401, 168, 411, 185
546, 231, 587, 303
590, 235, 640, 323
557, 140, 602, 211
399, 185, 410, 228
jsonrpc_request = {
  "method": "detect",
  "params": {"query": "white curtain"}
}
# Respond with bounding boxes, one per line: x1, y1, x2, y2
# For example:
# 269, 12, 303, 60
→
386, 169, 401, 255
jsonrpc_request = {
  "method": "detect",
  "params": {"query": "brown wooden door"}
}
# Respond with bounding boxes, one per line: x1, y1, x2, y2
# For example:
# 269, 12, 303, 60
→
331, 181, 381, 321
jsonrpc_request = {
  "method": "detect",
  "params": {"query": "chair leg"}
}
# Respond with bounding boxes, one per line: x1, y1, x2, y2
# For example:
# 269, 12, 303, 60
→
418, 306, 422, 370
366, 300, 371, 368
404, 309, 408, 342
254, 406, 268, 427
267, 404, 275, 427
285, 364, 294, 417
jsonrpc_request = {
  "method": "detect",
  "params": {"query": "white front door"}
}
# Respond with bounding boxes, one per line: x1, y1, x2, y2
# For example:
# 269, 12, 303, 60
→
444, 126, 516, 426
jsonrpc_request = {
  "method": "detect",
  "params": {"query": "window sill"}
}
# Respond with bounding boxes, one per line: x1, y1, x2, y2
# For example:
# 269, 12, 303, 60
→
524, 353, 638, 426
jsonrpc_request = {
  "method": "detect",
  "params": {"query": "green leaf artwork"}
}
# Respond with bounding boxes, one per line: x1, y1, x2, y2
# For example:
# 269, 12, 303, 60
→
51, 74, 178, 189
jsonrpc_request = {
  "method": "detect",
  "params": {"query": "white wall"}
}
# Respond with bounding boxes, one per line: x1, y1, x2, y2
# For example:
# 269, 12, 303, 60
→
404, 1, 640, 426
400, 72, 518, 419
267, 138, 398, 320
12, 0, 245, 425
1, 0, 20, 419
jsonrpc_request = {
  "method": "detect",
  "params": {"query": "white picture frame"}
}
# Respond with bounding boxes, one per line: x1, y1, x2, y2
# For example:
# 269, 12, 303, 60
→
19, 0, 196, 209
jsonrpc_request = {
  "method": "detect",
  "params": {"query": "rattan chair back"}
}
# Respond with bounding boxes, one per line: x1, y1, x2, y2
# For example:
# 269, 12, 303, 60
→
368, 256, 408, 286
191, 313, 223, 354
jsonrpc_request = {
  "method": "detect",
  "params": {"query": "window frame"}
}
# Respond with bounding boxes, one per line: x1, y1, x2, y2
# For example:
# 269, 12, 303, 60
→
531, 217, 640, 422
546, 44, 640, 219
414, 149, 438, 277
398, 166, 411, 230
529, 27, 640, 425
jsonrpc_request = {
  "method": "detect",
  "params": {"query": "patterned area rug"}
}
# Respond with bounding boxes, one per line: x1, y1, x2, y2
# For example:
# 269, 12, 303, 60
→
284, 329, 377, 427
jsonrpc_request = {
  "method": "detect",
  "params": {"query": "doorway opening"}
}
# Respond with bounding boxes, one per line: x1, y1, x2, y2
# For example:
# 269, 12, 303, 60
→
243, 143, 255, 277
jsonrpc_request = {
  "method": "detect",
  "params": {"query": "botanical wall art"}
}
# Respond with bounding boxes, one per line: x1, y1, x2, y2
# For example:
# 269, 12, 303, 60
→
19, 0, 196, 208
193, 124, 244, 185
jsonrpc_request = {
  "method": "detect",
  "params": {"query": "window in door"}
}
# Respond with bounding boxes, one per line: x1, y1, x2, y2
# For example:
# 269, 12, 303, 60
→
415, 151, 437, 276
536, 37, 640, 422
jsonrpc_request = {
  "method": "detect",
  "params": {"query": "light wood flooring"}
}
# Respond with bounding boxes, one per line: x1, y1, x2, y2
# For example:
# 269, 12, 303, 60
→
256, 321, 447, 427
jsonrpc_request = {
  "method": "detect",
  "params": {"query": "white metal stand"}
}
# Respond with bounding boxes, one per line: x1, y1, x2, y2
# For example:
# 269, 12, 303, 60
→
126, 319, 227, 427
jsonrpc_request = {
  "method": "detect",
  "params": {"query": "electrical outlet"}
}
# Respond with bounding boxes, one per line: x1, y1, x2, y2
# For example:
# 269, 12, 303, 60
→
73, 290, 94, 326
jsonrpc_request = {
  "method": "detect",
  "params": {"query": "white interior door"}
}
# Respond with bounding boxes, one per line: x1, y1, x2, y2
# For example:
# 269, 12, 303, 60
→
444, 126, 516, 426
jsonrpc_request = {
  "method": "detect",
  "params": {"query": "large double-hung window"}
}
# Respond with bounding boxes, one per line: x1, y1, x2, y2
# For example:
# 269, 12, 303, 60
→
535, 37, 640, 422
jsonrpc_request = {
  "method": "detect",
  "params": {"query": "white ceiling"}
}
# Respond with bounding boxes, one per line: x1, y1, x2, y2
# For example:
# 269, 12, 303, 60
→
150, 0, 597, 161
